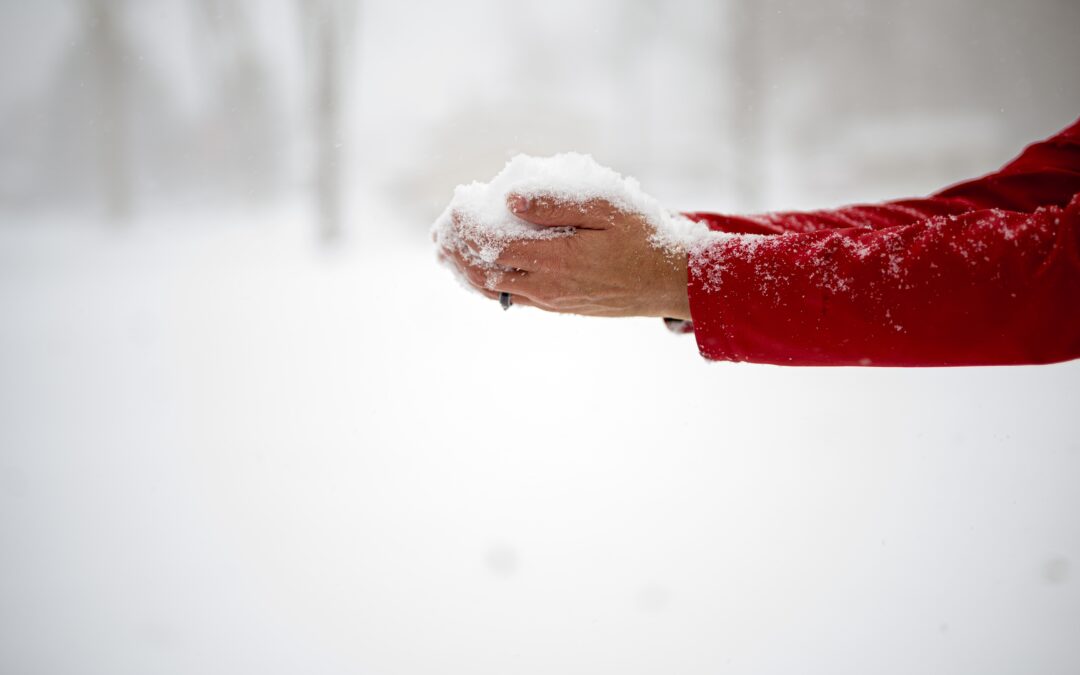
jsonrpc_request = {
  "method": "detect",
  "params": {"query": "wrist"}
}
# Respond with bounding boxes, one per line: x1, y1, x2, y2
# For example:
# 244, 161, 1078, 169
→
655, 249, 691, 320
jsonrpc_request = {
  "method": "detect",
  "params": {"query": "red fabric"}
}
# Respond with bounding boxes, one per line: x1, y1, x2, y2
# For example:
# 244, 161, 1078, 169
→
682, 117, 1080, 366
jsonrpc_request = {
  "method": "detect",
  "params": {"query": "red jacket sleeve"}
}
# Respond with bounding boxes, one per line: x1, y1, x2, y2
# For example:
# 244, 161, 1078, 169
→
684, 118, 1080, 366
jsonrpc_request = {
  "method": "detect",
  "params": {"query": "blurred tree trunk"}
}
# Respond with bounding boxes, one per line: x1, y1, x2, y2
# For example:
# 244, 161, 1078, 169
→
315, 14, 343, 242
301, 0, 359, 244
88, 0, 131, 223
196, 0, 283, 205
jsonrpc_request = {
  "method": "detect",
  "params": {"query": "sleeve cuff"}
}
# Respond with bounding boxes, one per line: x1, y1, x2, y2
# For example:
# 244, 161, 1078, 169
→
662, 317, 694, 334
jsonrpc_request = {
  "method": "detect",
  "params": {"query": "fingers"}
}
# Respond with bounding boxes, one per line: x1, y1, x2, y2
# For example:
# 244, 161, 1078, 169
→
451, 206, 574, 271
441, 245, 596, 315
442, 244, 538, 297
458, 232, 568, 271
468, 284, 543, 309
507, 193, 622, 229
440, 248, 545, 310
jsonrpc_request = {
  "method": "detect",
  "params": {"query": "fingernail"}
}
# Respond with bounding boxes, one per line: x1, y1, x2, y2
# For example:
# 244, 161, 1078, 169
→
509, 195, 529, 213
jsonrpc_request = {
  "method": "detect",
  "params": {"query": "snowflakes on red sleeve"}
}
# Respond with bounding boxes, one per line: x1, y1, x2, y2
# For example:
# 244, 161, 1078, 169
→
679, 116, 1080, 366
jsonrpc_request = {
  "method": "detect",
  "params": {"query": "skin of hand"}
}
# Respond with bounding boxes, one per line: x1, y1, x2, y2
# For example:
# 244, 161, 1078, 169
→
439, 193, 692, 320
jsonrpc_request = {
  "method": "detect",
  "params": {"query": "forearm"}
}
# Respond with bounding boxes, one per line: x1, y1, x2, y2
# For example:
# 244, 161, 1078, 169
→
686, 196, 1080, 366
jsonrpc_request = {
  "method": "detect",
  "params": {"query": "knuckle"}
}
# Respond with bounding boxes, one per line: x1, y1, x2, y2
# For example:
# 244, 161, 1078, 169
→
535, 199, 562, 219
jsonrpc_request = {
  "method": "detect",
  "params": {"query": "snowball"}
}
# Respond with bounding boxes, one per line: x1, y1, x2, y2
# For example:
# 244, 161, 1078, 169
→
431, 152, 714, 283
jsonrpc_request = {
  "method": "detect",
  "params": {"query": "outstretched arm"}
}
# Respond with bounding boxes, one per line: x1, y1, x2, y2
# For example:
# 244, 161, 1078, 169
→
687, 195, 1080, 366
437, 118, 1080, 366
682, 118, 1080, 365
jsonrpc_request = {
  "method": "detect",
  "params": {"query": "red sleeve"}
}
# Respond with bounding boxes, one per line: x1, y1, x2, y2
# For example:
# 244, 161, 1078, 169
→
683, 118, 1080, 366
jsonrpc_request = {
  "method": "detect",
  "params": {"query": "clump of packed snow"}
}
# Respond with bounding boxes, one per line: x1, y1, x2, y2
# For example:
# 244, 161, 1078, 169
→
432, 152, 713, 281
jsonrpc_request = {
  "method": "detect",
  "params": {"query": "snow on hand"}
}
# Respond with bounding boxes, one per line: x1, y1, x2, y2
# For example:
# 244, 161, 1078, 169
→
431, 152, 711, 288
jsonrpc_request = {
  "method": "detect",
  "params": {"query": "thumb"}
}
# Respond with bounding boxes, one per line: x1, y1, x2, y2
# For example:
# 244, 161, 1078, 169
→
507, 193, 620, 229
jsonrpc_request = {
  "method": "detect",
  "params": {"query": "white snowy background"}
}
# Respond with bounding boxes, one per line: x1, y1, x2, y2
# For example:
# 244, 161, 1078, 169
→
1, 1, 1079, 674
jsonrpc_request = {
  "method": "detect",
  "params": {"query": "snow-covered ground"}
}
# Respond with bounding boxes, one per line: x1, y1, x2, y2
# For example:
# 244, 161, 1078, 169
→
1, 206, 1078, 675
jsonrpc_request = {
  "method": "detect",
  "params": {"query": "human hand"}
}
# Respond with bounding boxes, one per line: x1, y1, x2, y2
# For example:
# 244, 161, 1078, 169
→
438, 194, 691, 320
